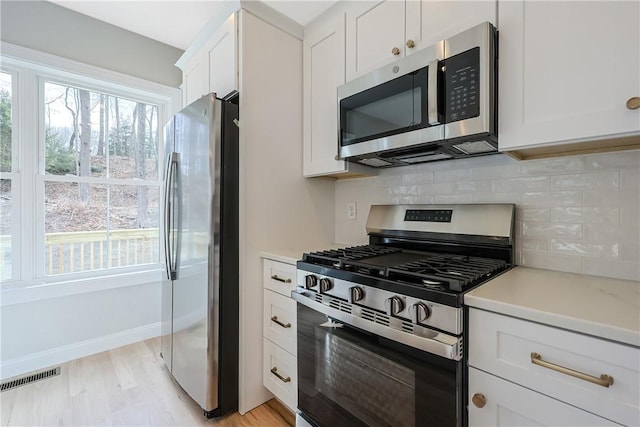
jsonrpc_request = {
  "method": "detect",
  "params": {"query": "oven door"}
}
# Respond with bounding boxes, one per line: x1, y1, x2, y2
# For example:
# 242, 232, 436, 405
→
296, 302, 462, 427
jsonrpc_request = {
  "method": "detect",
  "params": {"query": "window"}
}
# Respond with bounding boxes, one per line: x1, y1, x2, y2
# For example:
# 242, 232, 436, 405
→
0, 71, 14, 281
0, 47, 178, 289
42, 82, 160, 276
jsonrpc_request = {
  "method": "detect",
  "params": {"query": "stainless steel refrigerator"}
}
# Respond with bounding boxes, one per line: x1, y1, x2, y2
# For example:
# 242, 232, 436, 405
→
160, 93, 239, 418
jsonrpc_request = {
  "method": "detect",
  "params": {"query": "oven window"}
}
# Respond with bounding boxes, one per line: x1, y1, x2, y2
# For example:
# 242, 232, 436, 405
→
297, 303, 460, 427
340, 68, 428, 146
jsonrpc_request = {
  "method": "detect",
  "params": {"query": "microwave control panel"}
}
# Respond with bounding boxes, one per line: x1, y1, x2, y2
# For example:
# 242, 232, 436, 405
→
445, 47, 480, 123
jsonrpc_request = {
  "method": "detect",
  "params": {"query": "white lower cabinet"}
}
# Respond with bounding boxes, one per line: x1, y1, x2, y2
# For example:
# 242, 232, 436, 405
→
262, 258, 297, 412
468, 308, 639, 426
468, 368, 619, 426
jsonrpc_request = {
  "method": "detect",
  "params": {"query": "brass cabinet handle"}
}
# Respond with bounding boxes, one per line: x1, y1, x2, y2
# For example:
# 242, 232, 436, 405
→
391, 47, 400, 56
406, 39, 415, 48
270, 316, 291, 329
270, 367, 291, 383
530, 352, 614, 388
270, 275, 291, 283
471, 393, 486, 408
626, 97, 640, 110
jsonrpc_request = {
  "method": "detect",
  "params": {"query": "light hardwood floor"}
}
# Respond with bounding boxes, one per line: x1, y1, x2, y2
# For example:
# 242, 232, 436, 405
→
1, 338, 291, 426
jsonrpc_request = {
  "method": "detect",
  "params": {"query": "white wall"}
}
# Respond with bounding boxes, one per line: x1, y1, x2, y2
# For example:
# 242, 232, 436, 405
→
0, 1, 183, 87
335, 150, 640, 282
1, 279, 162, 379
238, 10, 335, 414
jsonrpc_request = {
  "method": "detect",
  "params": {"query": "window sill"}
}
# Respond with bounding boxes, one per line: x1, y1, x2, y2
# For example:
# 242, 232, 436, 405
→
0, 267, 165, 307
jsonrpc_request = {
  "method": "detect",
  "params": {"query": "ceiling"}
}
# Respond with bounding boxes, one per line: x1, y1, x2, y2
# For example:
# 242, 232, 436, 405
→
49, 1, 338, 50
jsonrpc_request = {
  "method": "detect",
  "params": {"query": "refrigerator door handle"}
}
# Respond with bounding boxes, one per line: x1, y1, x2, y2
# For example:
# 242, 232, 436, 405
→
164, 152, 179, 280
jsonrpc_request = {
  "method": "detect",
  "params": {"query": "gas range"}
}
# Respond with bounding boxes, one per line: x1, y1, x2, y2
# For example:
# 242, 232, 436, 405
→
294, 204, 515, 359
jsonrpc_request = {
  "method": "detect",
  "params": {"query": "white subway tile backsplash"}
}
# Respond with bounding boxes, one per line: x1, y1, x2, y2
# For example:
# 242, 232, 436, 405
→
471, 192, 521, 204
471, 163, 521, 180
620, 168, 640, 188
519, 237, 550, 252
520, 251, 582, 274
520, 157, 583, 175
521, 191, 582, 207
551, 171, 620, 189
455, 181, 493, 193
551, 207, 620, 224
334, 151, 639, 281
434, 168, 472, 183
551, 240, 619, 258
518, 208, 551, 222
491, 176, 549, 193
619, 242, 640, 262
582, 258, 640, 281
584, 151, 640, 170
417, 182, 455, 196
583, 189, 639, 207
522, 222, 582, 238
584, 223, 640, 242
434, 194, 473, 204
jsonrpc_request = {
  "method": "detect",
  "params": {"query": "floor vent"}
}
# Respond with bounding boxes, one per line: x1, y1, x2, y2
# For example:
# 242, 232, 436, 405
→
1, 367, 61, 392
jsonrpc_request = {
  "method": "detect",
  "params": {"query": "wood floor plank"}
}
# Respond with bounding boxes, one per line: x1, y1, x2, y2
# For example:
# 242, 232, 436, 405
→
1, 337, 290, 427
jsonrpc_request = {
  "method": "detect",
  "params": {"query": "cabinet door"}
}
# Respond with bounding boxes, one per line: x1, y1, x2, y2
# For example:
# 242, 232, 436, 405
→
303, 15, 350, 177
499, 1, 640, 151
183, 56, 208, 106
405, 1, 495, 53
208, 13, 237, 99
345, 1, 405, 80
468, 368, 619, 427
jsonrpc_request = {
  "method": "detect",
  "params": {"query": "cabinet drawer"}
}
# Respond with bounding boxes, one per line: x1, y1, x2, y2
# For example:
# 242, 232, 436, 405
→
469, 308, 639, 426
263, 259, 296, 297
263, 289, 297, 354
263, 338, 297, 412
468, 368, 618, 426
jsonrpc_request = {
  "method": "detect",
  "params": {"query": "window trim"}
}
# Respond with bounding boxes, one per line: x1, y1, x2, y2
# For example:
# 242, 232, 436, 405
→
0, 41, 181, 296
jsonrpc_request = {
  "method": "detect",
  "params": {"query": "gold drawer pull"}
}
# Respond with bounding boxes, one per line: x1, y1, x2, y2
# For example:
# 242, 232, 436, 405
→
530, 352, 614, 388
271, 275, 291, 283
270, 367, 291, 383
270, 316, 291, 329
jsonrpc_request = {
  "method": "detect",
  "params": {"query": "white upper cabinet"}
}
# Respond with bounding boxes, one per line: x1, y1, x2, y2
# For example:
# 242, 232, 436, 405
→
345, 1, 406, 80
303, 13, 374, 177
345, 1, 496, 81
208, 14, 238, 100
499, 1, 640, 157
177, 13, 238, 107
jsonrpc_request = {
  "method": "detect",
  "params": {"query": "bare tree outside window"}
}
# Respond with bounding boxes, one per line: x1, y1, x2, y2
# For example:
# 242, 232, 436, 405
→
0, 72, 13, 281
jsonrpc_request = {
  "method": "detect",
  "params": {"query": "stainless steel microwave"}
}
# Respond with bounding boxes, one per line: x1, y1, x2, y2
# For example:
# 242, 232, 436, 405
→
338, 22, 497, 168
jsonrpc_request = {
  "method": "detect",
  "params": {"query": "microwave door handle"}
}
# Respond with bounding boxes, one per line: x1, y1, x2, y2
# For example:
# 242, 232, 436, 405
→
428, 59, 440, 125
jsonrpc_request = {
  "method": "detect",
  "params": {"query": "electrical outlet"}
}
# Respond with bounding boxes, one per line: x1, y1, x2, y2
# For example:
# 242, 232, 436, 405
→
347, 202, 357, 220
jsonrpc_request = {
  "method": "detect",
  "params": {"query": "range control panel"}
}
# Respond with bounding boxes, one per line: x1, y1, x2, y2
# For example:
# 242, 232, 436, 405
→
404, 209, 453, 223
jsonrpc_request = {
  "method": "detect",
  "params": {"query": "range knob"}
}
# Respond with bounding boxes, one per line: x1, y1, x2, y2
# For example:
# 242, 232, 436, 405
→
319, 278, 333, 293
305, 275, 318, 289
410, 302, 431, 324
349, 286, 364, 303
385, 296, 405, 316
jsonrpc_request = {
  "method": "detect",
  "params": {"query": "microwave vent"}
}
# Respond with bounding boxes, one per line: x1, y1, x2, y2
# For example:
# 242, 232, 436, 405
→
359, 158, 393, 167
394, 152, 452, 164
452, 140, 496, 155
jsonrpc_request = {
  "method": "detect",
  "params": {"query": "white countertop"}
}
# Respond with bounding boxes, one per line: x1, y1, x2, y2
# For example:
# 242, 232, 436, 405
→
465, 266, 640, 347
260, 245, 346, 266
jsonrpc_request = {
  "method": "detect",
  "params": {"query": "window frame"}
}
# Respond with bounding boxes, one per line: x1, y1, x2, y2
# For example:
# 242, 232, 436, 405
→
0, 67, 20, 282
0, 42, 181, 297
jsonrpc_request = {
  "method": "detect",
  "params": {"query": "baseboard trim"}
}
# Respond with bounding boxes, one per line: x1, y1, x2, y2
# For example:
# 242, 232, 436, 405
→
0, 322, 161, 380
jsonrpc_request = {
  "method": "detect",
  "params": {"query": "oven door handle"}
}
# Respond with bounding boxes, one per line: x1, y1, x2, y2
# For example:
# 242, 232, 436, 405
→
292, 289, 462, 361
